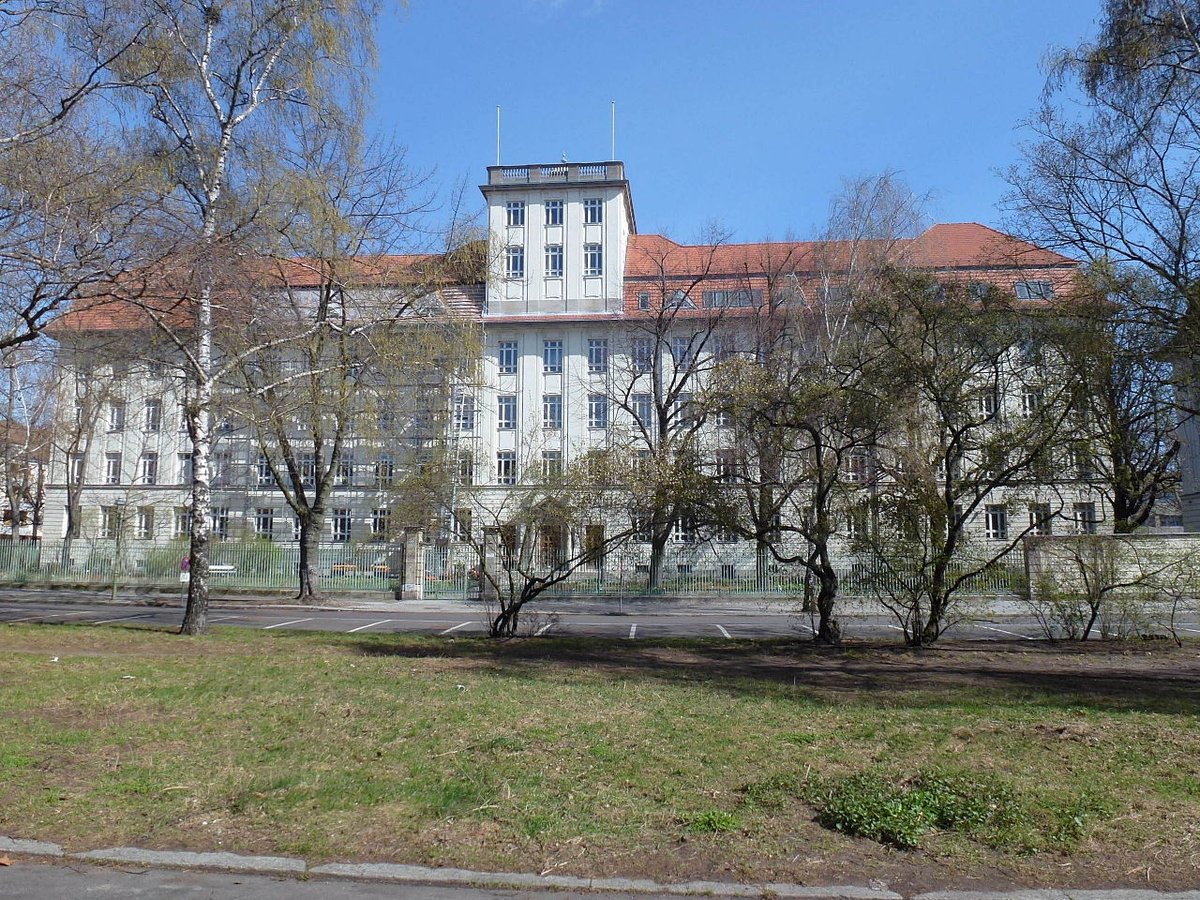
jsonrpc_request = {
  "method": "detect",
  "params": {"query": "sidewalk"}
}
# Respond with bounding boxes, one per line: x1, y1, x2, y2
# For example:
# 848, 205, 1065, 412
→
4, 838, 1197, 900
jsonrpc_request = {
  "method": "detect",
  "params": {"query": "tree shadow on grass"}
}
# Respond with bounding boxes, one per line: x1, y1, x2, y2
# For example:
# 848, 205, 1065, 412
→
346, 634, 1200, 715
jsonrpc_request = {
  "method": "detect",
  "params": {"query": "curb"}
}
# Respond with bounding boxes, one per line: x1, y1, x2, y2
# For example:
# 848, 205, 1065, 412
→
5, 837, 1200, 899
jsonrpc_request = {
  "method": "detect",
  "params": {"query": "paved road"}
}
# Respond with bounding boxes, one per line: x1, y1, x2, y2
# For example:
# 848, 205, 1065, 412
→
3, 591, 1196, 641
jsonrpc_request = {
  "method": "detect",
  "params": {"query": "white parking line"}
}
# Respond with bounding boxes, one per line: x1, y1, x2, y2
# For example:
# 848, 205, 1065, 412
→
262, 617, 312, 630
440, 621, 473, 635
347, 619, 392, 634
628, 624, 637, 639
208, 615, 242, 622
91, 613, 150, 625
535, 622, 553, 636
716, 624, 732, 639
5, 610, 94, 623
976, 624, 1035, 640
794, 621, 816, 634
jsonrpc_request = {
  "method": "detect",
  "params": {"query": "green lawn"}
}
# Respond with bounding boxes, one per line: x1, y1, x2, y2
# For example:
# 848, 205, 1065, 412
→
1, 624, 1198, 889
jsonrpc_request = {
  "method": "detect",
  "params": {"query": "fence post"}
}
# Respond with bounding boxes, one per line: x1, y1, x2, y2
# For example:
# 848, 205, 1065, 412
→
400, 528, 424, 601
480, 526, 499, 603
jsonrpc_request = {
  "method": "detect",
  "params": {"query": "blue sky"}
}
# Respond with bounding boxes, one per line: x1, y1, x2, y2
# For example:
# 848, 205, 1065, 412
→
372, 0, 1100, 244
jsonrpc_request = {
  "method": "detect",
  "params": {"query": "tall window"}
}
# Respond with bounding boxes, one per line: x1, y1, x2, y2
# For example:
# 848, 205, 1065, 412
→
498, 340, 518, 375
638, 291, 651, 310
544, 199, 563, 226
543, 393, 562, 429
212, 451, 232, 487
671, 335, 693, 368
715, 449, 739, 483
335, 455, 354, 486
542, 339, 563, 374
583, 243, 603, 276
108, 401, 125, 432
332, 509, 351, 543
179, 452, 194, 485
174, 507, 191, 538
255, 507, 274, 540
672, 516, 697, 544
299, 452, 315, 488
587, 338, 609, 374
69, 453, 85, 485
587, 394, 608, 429
210, 507, 230, 540
632, 393, 653, 429
542, 450, 562, 479
505, 200, 525, 227
985, 504, 1008, 540
143, 399, 162, 432
452, 507, 472, 542
105, 452, 122, 485
457, 452, 474, 485
1074, 501, 1098, 534
672, 393, 695, 430
101, 506, 121, 539
371, 508, 391, 539
496, 451, 517, 485
136, 506, 154, 540
1021, 386, 1043, 416
497, 395, 517, 430
545, 244, 563, 277
374, 454, 394, 487
257, 454, 273, 486
583, 198, 603, 224
632, 337, 654, 373
455, 394, 475, 432
1030, 503, 1053, 536
504, 245, 524, 278
139, 452, 158, 486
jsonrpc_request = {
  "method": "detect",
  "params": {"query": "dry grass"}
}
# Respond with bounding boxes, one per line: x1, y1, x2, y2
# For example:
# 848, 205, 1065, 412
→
1, 623, 1198, 891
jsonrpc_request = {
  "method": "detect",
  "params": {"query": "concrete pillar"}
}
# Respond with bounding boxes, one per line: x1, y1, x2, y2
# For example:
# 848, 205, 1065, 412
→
400, 528, 424, 601
480, 526, 500, 603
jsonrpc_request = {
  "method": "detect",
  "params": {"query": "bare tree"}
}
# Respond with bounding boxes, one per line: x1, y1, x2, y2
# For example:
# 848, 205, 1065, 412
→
66, 0, 382, 633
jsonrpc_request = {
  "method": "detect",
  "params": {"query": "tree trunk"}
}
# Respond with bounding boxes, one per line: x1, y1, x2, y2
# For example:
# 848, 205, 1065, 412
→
180, 370, 213, 636
490, 600, 520, 637
813, 555, 841, 645
648, 528, 669, 592
297, 515, 323, 601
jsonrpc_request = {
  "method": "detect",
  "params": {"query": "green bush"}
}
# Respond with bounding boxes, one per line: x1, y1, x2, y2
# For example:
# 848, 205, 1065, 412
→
682, 808, 741, 834
814, 769, 1019, 849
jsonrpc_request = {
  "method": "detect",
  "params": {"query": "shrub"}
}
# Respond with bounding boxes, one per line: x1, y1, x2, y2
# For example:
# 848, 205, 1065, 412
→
682, 808, 741, 834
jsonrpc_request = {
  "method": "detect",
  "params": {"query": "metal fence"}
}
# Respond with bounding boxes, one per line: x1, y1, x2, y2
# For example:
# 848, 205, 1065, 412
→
0, 537, 1027, 600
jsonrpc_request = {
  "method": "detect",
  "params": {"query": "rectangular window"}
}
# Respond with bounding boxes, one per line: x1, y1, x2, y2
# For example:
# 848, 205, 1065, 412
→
542, 340, 563, 374
672, 516, 697, 544
374, 454, 394, 487
108, 401, 125, 432
671, 335, 693, 368
638, 291, 651, 310
210, 506, 229, 540
497, 395, 517, 430
179, 452, 194, 485
715, 449, 739, 483
1074, 501, 1098, 534
632, 393, 653, 429
457, 451, 474, 485
583, 243, 603, 276
174, 506, 190, 538
69, 453, 85, 485
587, 338, 609, 374
371, 508, 390, 539
135, 506, 154, 540
715, 409, 733, 428
257, 454, 273, 486
632, 337, 654, 373
985, 504, 1008, 540
1071, 445, 1094, 480
212, 451, 232, 487
300, 452, 316, 488
504, 244, 524, 278
702, 289, 762, 308
335, 455, 354, 486
147, 361, 165, 378
105, 452, 122, 485
588, 394, 608, 429
497, 451, 517, 485
139, 452, 158, 486
332, 509, 351, 543
255, 507, 274, 540
845, 451, 869, 483
978, 388, 999, 418
1030, 503, 1053, 536
143, 399, 162, 432
498, 340, 518, 375
632, 511, 652, 543
542, 449, 562, 479
1015, 280, 1054, 300
505, 200, 525, 227
543, 393, 562, 429
583, 198, 603, 224
455, 393, 475, 432
452, 507, 472, 542
672, 393, 694, 430
101, 506, 121, 540
544, 199, 563, 226
545, 244, 563, 277
1021, 386, 1043, 416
